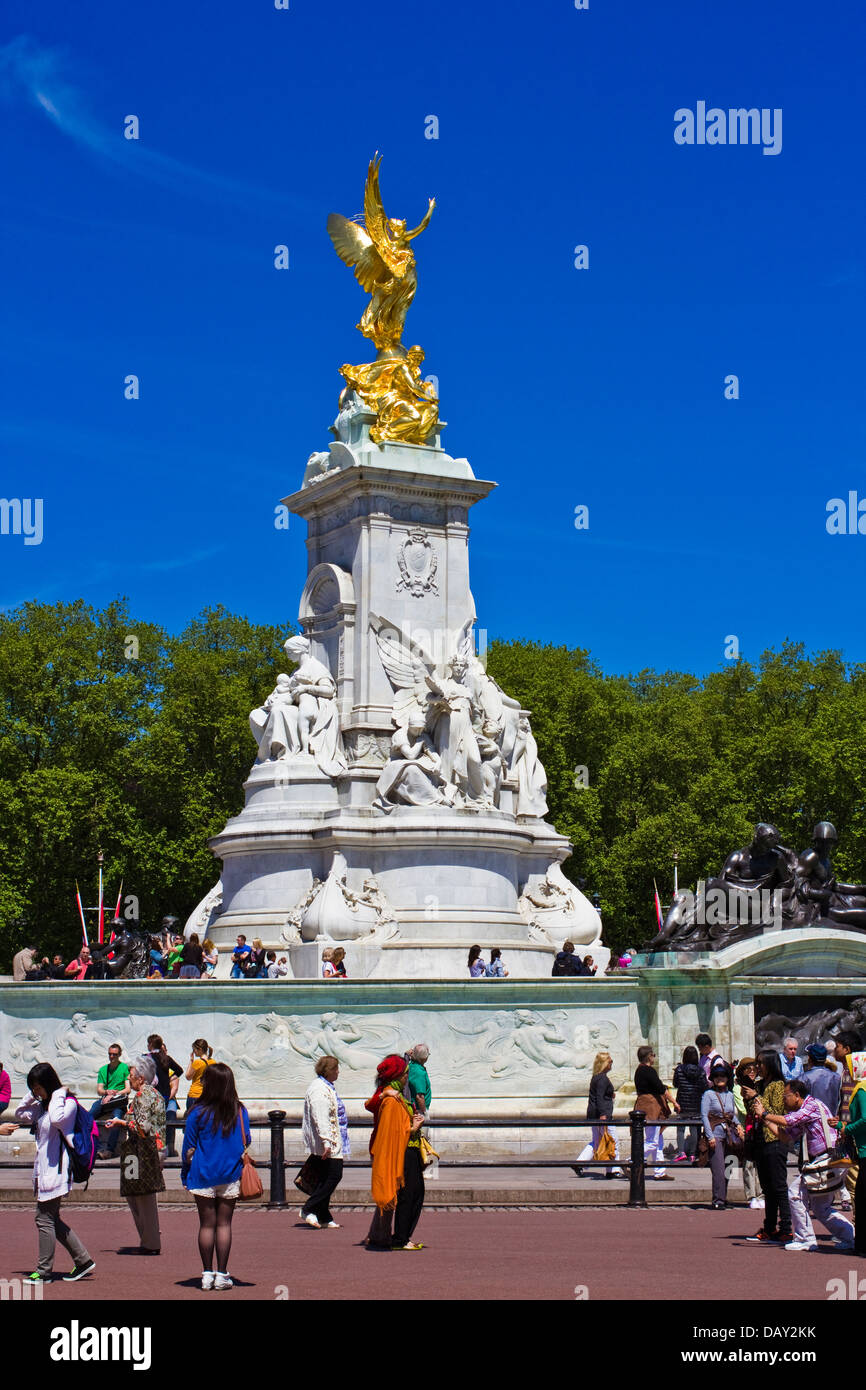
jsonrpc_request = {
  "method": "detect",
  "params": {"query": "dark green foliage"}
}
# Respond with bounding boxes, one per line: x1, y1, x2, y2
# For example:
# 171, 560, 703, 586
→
487, 638, 866, 957
1, 603, 862, 966
0, 600, 291, 966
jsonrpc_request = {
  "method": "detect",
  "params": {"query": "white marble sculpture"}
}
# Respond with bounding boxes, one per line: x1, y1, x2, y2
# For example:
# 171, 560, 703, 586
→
184, 880, 223, 941
249, 636, 348, 779
519, 862, 602, 948
371, 615, 549, 816
373, 717, 453, 810
513, 715, 549, 818
285, 852, 399, 943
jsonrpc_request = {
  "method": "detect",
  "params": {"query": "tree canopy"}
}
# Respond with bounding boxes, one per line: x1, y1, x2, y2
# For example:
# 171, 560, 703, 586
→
2, 599, 864, 965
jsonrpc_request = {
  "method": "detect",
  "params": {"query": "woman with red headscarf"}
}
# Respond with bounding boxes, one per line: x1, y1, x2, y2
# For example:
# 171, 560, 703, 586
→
365, 1054, 425, 1250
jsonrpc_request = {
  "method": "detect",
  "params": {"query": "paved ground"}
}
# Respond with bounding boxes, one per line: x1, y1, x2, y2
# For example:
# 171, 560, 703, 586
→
2, 1204, 862, 1301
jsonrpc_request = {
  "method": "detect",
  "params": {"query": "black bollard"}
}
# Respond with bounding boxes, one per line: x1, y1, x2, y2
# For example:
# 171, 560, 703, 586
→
267, 1109, 288, 1209
628, 1110, 647, 1208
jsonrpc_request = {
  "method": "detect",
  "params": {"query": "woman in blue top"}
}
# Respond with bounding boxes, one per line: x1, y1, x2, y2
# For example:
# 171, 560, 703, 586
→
486, 948, 509, 978
468, 945, 487, 978
182, 1062, 251, 1291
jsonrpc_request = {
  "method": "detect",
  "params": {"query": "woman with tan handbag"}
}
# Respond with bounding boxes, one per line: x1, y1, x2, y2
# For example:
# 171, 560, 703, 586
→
573, 1052, 624, 1178
105, 1054, 166, 1255
181, 1062, 252, 1290
634, 1044, 679, 1180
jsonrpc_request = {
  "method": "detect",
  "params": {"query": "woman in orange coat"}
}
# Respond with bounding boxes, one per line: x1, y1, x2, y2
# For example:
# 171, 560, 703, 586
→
365, 1054, 425, 1250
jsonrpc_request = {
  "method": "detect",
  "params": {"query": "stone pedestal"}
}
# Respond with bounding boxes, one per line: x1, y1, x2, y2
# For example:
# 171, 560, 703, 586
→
207, 420, 590, 977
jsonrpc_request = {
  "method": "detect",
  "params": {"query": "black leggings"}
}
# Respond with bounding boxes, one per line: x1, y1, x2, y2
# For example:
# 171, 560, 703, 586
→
194, 1195, 236, 1272
756, 1142, 791, 1236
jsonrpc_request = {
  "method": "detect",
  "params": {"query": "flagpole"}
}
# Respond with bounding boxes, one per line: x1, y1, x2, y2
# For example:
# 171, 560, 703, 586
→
97, 850, 104, 945
75, 881, 89, 948
112, 879, 123, 938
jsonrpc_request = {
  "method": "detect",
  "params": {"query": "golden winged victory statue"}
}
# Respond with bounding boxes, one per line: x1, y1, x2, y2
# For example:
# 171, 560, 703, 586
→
327, 156, 440, 446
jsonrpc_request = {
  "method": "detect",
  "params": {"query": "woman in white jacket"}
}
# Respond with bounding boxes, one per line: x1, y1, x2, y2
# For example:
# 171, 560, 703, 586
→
300, 1056, 349, 1229
1, 1062, 95, 1283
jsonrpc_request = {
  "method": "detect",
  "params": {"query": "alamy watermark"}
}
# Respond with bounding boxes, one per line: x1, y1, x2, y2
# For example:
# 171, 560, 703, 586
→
0, 1277, 44, 1301
826, 493, 866, 535
676, 880, 782, 930
0, 497, 43, 545
674, 103, 782, 156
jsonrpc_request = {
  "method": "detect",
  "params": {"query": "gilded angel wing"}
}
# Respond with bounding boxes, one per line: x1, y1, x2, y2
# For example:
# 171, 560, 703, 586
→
364, 155, 411, 279
326, 212, 389, 292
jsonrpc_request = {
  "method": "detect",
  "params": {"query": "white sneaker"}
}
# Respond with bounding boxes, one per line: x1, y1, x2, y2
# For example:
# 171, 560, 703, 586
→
749, 1198, 765, 1208
201, 1271, 215, 1290
325, 1221, 341, 1228
304, 1213, 320, 1228
784, 1240, 817, 1252
214, 1273, 233, 1290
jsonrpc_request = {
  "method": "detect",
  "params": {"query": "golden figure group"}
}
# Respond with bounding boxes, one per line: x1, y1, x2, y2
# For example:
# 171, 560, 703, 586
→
327, 156, 440, 446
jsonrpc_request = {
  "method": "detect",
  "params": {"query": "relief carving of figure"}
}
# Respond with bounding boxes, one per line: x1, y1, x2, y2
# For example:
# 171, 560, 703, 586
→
488, 1009, 573, 1076
287, 852, 398, 942
310, 1012, 391, 1070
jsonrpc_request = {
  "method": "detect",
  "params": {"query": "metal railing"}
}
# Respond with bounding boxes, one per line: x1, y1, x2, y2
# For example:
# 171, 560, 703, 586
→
0, 1109, 760, 1209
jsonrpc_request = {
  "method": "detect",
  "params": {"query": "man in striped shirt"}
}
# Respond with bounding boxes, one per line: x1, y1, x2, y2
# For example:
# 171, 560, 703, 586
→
763, 1079, 855, 1252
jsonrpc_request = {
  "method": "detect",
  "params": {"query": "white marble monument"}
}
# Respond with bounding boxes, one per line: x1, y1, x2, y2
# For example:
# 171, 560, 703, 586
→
197, 157, 604, 978
205, 410, 603, 977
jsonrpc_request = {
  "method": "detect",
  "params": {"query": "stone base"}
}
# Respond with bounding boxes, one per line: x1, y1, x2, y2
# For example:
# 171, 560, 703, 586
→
4, 930, 866, 1155
209, 803, 573, 976
287, 938, 562, 980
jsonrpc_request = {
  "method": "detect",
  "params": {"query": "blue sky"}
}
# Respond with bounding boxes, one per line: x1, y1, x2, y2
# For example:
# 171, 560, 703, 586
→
1, 0, 864, 676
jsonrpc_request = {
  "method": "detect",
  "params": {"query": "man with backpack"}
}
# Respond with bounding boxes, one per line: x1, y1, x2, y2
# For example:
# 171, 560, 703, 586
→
551, 941, 583, 977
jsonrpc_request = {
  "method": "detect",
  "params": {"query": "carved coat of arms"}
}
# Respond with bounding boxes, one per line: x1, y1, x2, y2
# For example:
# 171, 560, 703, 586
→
396, 528, 438, 597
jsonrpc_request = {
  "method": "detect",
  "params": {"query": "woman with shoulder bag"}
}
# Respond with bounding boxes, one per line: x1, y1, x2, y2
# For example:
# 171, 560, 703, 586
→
181, 1062, 252, 1290
106, 1054, 165, 1254
574, 1051, 624, 1178
634, 1045, 679, 1181
700, 1062, 743, 1209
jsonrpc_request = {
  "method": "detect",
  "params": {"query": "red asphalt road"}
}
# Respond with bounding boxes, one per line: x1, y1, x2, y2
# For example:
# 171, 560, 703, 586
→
1, 1205, 861, 1300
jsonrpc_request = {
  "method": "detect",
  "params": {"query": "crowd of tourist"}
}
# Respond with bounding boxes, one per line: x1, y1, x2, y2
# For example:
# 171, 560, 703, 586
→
10, 919, 223, 983
0, 1031, 437, 1285
1, 1012, 864, 1288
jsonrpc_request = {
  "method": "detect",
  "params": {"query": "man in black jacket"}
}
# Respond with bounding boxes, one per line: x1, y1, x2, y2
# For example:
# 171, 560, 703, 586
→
551, 941, 582, 977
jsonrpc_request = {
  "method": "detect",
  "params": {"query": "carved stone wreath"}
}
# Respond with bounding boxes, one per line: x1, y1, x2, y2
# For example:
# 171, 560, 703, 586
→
396, 528, 438, 597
